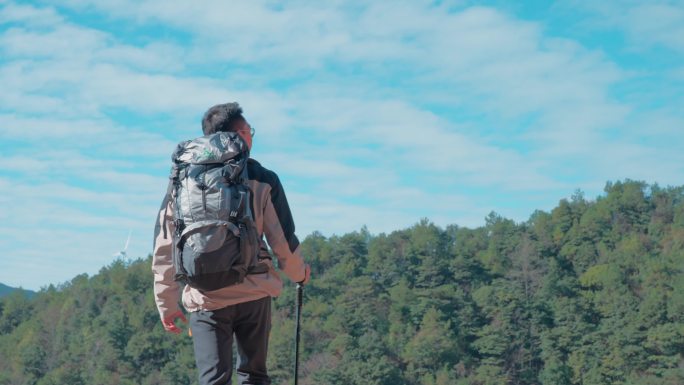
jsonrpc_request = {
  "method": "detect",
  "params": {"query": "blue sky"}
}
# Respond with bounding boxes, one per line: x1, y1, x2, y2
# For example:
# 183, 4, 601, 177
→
1, 0, 683, 290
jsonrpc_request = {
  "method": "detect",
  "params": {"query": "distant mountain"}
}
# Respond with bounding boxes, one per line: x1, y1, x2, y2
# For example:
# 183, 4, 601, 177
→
0, 282, 36, 298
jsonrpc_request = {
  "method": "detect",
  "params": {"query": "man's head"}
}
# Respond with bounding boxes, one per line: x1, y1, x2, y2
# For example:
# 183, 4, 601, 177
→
201, 102, 253, 149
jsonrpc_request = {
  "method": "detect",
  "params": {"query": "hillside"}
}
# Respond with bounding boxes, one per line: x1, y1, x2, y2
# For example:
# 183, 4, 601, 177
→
0, 283, 15, 297
0, 283, 36, 299
0, 180, 682, 385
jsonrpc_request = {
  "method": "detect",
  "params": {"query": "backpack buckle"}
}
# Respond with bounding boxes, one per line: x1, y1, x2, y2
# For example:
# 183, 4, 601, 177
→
174, 219, 185, 236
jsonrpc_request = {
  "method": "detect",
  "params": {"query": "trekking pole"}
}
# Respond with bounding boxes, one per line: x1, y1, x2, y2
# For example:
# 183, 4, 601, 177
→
294, 282, 303, 385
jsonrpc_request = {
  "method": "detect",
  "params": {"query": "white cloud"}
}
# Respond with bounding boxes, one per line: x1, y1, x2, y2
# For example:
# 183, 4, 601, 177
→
0, 226, 150, 290
565, 0, 684, 52
287, 188, 484, 239
1, 0, 682, 290
0, 3, 64, 27
623, 3, 684, 52
0, 114, 110, 139
97, 43, 187, 72
0, 25, 107, 58
0, 177, 163, 290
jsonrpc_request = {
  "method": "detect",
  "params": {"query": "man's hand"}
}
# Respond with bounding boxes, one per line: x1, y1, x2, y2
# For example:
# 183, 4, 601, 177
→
300, 264, 311, 285
162, 310, 187, 334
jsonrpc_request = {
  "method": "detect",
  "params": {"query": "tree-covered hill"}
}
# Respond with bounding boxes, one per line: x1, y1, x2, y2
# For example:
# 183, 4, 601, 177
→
0, 283, 35, 299
1, 180, 683, 385
0, 283, 15, 297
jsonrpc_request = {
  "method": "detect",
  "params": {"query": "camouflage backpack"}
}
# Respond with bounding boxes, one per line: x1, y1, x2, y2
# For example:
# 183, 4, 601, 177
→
169, 131, 264, 291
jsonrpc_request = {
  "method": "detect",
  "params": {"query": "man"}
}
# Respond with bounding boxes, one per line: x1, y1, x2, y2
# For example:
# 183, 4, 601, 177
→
152, 102, 310, 385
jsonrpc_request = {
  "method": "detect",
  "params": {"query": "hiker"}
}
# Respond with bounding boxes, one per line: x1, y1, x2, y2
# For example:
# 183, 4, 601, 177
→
152, 102, 311, 385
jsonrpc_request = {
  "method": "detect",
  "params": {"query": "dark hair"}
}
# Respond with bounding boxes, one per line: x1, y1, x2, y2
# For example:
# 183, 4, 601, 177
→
201, 102, 246, 135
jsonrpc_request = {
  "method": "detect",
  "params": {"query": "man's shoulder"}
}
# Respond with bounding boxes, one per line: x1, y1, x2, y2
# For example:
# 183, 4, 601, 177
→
247, 158, 280, 188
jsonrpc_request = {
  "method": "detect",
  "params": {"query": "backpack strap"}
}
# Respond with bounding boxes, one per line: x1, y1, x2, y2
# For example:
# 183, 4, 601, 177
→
161, 172, 179, 240
230, 189, 247, 220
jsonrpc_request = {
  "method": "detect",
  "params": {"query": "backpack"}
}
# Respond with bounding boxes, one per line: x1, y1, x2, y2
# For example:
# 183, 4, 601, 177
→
168, 131, 264, 291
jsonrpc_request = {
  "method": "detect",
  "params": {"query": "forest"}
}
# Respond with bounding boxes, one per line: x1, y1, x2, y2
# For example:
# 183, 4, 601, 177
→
1, 180, 683, 385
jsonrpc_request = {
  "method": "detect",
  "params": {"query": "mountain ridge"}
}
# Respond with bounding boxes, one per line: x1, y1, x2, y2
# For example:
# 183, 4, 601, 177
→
0, 282, 36, 298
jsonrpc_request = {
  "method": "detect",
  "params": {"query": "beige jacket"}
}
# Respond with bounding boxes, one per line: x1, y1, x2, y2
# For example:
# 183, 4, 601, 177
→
152, 159, 307, 321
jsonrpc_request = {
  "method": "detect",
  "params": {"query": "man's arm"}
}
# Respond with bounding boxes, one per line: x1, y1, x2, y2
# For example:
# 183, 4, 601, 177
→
262, 173, 309, 284
151, 191, 183, 325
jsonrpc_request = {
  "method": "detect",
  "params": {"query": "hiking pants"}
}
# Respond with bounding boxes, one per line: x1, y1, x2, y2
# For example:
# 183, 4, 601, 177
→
190, 296, 272, 385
